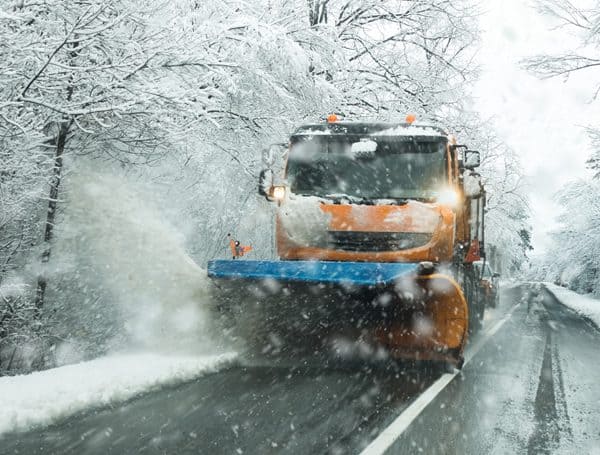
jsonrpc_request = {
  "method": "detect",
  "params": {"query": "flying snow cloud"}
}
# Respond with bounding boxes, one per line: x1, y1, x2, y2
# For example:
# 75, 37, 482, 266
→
60, 168, 227, 355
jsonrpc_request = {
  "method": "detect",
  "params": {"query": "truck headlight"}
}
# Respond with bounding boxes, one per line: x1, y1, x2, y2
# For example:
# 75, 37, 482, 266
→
436, 188, 461, 208
272, 186, 286, 201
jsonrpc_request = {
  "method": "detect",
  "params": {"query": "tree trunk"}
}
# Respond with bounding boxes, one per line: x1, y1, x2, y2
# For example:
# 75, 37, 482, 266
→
308, 0, 328, 26
34, 121, 70, 315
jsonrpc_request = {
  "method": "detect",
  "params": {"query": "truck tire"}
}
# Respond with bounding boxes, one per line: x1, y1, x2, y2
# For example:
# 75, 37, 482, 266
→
464, 270, 483, 336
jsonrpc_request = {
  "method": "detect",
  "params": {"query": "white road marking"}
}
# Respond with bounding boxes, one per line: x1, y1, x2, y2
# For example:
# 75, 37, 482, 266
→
359, 302, 522, 455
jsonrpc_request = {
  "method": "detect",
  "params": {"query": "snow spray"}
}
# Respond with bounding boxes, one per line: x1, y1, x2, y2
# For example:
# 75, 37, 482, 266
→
64, 170, 224, 355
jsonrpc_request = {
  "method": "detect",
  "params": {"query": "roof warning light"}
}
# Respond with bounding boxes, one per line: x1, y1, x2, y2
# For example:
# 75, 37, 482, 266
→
327, 113, 339, 123
406, 114, 416, 125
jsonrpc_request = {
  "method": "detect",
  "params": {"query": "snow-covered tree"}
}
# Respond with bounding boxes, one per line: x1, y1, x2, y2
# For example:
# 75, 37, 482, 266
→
525, 1, 600, 171
335, 0, 480, 118
525, 1, 600, 292
297, 0, 481, 118
452, 113, 532, 275
538, 179, 600, 294
525, 1, 600, 83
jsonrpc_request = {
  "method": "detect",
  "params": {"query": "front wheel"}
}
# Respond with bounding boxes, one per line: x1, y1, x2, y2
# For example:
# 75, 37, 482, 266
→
469, 304, 483, 335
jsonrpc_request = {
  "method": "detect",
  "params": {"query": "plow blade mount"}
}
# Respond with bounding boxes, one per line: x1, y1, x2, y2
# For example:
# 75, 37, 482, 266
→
208, 260, 468, 366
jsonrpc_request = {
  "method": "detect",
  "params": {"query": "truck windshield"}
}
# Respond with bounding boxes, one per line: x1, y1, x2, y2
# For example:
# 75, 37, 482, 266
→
286, 135, 447, 200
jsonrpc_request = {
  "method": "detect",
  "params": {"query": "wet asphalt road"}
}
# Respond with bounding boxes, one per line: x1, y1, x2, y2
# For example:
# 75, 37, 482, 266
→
1, 283, 599, 454
381, 284, 600, 454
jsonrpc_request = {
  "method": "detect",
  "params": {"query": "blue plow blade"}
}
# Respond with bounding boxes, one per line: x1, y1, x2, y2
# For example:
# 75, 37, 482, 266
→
207, 260, 419, 287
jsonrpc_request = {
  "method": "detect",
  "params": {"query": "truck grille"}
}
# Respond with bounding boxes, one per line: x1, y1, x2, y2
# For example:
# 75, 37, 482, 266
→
327, 231, 433, 252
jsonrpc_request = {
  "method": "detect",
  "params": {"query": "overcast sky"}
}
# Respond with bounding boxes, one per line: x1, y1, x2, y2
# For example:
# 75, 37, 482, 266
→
474, 0, 600, 255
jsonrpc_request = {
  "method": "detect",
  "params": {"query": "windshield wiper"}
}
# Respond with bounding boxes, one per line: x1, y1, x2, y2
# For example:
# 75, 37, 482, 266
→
324, 193, 371, 204
323, 194, 409, 205
374, 198, 409, 205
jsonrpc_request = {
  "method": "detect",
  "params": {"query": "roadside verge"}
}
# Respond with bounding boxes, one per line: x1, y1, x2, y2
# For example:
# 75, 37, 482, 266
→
543, 283, 600, 330
0, 352, 238, 437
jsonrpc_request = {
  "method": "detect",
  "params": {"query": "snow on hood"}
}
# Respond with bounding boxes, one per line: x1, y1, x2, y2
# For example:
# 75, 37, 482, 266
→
278, 195, 332, 245
382, 201, 441, 231
278, 196, 442, 246
0, 352, 238, 436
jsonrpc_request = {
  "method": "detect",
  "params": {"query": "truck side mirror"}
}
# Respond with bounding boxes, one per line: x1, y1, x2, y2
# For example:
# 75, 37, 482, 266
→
262, 148, 276, 168
262, 143, 288, 167
493, 272, 500, 278
465, 150, 481, 169
258, 168, 273, 197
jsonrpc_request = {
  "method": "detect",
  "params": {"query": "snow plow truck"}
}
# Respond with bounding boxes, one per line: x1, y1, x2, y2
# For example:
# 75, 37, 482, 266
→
208, 115, 486, 369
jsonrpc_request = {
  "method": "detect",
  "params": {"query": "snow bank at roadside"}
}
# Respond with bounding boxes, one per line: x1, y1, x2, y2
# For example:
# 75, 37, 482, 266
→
544, 283, 600, 328
0, 352, 237, 436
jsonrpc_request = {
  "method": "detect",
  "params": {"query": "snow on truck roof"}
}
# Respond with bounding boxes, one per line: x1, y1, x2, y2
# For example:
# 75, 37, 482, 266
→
292, 122, 447, 138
